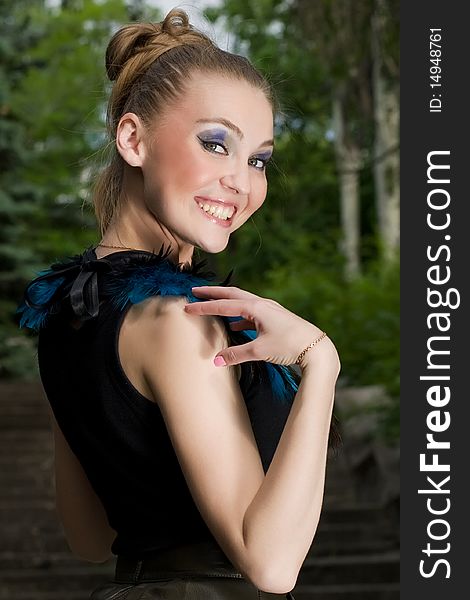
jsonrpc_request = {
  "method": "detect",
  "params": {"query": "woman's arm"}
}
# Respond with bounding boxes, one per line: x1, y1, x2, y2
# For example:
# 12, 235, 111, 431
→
242, 349, 337, 589
48, 408, 117, 562
123, 294, 339, 594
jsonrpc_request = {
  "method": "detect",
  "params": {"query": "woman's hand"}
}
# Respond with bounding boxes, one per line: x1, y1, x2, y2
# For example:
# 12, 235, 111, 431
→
184, 285, 339, 372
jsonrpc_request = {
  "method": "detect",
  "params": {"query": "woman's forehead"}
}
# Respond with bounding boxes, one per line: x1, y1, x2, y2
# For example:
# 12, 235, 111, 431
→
156, 74, 274, 137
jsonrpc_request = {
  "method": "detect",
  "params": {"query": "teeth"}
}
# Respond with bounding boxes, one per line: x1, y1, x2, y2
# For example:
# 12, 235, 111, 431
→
198, 202, 234, 220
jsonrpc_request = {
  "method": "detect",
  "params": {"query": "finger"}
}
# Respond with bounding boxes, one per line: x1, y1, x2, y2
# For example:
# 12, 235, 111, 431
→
184, 298, 257, 321
191, 285, 260, 301
214, 338, 258, 367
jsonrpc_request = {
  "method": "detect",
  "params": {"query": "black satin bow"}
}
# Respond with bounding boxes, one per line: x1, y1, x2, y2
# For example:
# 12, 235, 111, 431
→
23, 247, 113, 321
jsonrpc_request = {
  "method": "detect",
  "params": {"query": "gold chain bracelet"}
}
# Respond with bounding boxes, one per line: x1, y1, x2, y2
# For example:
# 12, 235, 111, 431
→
295, 331, 327, 365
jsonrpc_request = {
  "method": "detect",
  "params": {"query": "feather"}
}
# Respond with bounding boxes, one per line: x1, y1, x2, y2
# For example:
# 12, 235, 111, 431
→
107, 262, 216, 310
17, 246, 299, 407
17, 273, 66, 330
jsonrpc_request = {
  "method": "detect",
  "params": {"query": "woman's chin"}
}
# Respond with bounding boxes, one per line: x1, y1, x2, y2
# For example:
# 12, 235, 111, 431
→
198, 237, 229, 255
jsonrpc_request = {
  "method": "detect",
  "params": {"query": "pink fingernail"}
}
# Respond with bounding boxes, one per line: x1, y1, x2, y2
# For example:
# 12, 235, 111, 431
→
214, 356, 226, 367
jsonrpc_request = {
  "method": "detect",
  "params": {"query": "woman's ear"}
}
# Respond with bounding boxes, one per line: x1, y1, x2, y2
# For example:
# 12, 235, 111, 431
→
116, 112, 147, 167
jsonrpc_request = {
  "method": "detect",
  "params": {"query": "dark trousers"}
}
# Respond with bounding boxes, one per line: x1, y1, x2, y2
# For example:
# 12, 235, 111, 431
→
89, 540, 296, 599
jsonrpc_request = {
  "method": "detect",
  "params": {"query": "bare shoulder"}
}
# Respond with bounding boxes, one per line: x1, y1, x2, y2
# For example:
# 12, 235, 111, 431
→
137, 294, 242, 400
119, 296, 241, 392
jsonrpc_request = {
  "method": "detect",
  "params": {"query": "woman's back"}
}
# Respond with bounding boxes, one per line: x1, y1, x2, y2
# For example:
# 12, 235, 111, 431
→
27, 246, 294, 558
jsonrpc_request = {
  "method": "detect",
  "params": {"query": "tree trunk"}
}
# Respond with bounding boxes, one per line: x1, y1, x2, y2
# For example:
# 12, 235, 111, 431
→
332, 93, 361, 280
371, 0, 400, 262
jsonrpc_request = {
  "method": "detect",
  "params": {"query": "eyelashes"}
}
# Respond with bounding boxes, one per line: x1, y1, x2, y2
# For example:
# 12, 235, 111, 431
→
198, 138, 272, 171
200, 140, 226, 155
246, 150, 271, 171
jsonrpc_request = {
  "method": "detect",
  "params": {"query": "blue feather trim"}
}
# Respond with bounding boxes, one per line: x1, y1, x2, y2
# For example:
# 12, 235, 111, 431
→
17, 272, 66, 330
107, 263, 215, 310
17, 245, 300, 406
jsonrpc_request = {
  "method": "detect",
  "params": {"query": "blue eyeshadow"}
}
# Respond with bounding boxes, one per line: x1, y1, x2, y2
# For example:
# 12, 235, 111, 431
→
199, 129, 227, 142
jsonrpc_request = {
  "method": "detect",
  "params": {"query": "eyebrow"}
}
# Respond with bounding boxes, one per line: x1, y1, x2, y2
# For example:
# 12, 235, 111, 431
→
195, 117, 274, 149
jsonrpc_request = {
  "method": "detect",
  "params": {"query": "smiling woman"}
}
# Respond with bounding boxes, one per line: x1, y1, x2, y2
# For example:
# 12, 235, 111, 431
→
17, 7, 340, 600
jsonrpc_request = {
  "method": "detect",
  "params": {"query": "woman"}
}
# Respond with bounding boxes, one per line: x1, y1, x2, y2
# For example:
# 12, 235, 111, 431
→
18, 8, 340, 600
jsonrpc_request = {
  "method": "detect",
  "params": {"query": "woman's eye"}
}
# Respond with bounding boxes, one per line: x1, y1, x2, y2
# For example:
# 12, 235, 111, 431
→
201, 140, 227, 154
249, 156, 269, 171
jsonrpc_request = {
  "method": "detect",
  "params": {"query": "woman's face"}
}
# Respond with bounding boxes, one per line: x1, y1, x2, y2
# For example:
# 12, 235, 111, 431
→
138, 73, 274, 255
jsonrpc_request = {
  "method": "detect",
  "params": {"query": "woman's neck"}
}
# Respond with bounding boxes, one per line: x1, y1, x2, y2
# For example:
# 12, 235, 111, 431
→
100, 174, 195, 268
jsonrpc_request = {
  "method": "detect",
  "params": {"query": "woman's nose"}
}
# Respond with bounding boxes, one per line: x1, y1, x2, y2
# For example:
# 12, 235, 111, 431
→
220, 170, 250, 196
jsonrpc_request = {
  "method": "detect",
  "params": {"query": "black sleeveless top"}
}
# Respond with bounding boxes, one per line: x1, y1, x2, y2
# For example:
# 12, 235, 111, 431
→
17, 245, 300, 558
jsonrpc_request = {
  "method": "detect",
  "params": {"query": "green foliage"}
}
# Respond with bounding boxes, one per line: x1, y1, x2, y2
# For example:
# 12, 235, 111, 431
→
0, 301, 39, 380
9, 0, 131, 259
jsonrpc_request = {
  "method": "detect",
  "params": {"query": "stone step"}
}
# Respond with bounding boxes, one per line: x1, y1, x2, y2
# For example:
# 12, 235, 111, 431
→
309, 538, 398, 556
0, 455, 52, 467
0, 430, 50, 439
293, 582, 400, 600
0, 403, 49, 414
0, 566, 114, 595
0, 551, 110, 570
0, 415, 50, 430
0, 477, 53, 493
0, 592, 93, 600
317, 505, 393, 528
299, 552, 400, 586
0, 431, 51, 445
0, 490, 54, 502
0, 592, 89, 600
0, 475, 53, 490
0, 387, 46, 398
0, 501, 56, 523
312, 522, 398, 551
0, 398, 48, 409
1, 535, 71, 556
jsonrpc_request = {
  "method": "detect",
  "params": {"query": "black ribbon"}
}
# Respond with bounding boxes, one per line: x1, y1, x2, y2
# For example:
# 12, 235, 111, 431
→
23, 247, 113, 321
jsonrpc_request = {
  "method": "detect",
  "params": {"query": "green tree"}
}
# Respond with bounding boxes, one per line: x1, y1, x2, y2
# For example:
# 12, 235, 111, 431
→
0, 0, 47, 377
2, 0, 159, 377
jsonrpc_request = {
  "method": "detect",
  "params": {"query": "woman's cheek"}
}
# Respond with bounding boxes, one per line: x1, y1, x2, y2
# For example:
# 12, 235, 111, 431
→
254, 179, 268, 208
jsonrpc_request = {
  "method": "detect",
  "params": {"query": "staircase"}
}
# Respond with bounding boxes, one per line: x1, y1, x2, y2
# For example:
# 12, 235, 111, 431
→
294, 450, 399, 599
0, 381, 399, 599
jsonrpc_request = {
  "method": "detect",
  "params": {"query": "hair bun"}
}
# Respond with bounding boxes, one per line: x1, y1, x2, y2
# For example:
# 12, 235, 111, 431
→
106, 23, 156, 82
105, 9, 192, 82
161, 8, 191, 36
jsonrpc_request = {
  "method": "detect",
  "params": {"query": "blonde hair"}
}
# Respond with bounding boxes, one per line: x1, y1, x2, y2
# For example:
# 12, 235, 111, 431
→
92, 8, 276, 235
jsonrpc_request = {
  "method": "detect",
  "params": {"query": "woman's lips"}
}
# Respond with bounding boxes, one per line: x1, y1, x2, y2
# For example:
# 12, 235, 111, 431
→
194, 197, 235, 228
